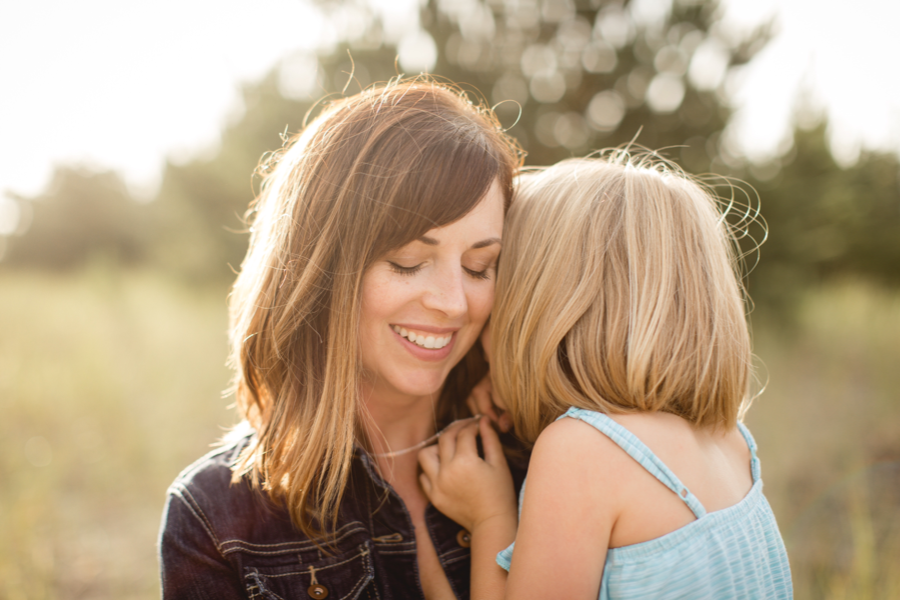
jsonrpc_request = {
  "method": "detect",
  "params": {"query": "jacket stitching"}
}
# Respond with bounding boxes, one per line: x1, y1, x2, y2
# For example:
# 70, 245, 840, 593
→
340, 548, 373, 600
244, 568, 285, 600
372, 541, 414, 547
220, 522, 365, 550
252, 545, 369, 577
178, 486, 225, 549
220, 525, 367, 556
170, 489, 225, 559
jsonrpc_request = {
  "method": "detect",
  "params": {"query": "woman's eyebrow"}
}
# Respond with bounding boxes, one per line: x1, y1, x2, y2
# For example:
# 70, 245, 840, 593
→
471, 237, 501, 249
417, 235, 502, 249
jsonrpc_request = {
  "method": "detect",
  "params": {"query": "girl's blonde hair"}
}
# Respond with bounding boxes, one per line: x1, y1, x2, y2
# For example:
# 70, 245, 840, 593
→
492, 154, 752, 444
228, 78, 522, 538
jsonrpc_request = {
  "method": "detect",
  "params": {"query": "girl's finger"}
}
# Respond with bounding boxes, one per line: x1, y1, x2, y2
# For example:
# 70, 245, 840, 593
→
419, 472, 433, 497
466, 394, 479, 417
455, 421, 480, 458
418, 445, 440, 480
480, 416, 507, 467
437, 419, 466, 463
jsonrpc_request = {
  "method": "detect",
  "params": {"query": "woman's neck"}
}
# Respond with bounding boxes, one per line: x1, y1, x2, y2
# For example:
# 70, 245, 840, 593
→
360, 386, 440, 466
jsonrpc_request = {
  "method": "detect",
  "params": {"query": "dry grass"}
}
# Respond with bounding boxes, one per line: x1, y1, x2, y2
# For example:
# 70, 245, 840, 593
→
0, 267, 234, 599
746, 282, 900, 599
1, 269, 898, 598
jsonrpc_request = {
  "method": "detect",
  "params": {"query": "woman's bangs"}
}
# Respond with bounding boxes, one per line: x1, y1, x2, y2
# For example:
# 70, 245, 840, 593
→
372, 132, 502, 257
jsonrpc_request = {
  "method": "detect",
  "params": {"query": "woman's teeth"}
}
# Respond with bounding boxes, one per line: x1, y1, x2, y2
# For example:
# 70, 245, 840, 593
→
391, 325, 452, 349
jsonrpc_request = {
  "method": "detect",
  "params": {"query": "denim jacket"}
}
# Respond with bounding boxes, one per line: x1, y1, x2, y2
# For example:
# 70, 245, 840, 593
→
158, 431, 526, 600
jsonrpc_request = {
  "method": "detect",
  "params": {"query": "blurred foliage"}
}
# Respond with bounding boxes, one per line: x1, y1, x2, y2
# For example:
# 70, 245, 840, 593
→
3, 168, 149, 269
746, 122, 900, 312
403, 0, 763, 167
1, 0, 898, 311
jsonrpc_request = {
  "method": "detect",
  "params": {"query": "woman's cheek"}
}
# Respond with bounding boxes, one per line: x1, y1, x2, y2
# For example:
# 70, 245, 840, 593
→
468, 277, 495, 323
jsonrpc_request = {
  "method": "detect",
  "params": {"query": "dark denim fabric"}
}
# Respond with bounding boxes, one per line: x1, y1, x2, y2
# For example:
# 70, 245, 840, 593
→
158, 431, 526, 600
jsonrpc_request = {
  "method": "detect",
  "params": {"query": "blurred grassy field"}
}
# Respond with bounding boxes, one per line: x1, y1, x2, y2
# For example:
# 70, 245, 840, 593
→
1, 268, 898, 599
0, 267, 234, 599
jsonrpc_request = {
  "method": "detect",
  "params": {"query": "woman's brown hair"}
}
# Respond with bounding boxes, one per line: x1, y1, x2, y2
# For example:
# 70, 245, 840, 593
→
227, 78, 522, 539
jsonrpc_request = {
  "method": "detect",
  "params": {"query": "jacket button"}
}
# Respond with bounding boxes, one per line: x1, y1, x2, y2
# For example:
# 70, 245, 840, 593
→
308, 584, 329, 599
456, 529, 471, 548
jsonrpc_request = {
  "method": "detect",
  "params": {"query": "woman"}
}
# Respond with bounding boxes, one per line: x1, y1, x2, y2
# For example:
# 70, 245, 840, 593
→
158, 79, 523, 600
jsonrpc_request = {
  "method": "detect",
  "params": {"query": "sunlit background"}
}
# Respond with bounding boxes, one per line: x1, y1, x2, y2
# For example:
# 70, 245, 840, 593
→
1, 0, 898, 598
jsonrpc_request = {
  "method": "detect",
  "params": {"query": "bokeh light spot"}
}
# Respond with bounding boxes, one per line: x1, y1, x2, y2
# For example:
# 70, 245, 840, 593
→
278, 53, 320, 101
492, 72, 529, 107
688, 38, 729, 91
0, 196, 21, 236
582, 41, 617, 74
521, 44, 558, 78
398, 30, 438, 73
542, 0, 575, 23
535, 112, 563, 147
654, 45, 689, 76
554, 112, 590, 149
646, 73, 685, 113
530, 72, 567, 103
595, 8, 634, 49
558, 17, 592, 50
587, 90, 626, 131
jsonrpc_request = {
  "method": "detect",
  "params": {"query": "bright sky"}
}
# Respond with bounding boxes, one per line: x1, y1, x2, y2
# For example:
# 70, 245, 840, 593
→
1, 0, 898, 219
720, 0, 900, 167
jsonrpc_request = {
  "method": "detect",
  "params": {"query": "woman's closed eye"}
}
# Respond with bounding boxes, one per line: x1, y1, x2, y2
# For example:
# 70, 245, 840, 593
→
463, 266, 491, 280
388, 261, 493, 281
388, 261, 423, 276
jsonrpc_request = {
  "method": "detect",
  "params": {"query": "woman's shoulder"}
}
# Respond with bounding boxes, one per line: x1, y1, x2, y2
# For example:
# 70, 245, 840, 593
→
168, 422, 254, 500
163, 423, 295, 545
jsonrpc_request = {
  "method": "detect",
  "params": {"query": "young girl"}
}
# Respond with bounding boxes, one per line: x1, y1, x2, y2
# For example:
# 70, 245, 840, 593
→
418, 154, 792, 599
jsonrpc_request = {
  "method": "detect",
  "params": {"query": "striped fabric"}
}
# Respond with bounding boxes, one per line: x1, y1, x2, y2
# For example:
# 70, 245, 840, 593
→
496, 407, 793, 599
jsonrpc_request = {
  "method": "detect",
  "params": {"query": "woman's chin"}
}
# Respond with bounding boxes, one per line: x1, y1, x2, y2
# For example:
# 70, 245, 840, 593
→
385, 372, 450, 402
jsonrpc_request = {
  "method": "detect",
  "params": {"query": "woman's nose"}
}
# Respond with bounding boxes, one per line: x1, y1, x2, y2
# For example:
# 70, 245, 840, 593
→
422, 267, 468, 318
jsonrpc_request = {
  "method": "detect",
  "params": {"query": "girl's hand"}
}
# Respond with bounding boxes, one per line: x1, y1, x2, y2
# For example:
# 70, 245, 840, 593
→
466, 374, 513, 433
418, 417, 517, 532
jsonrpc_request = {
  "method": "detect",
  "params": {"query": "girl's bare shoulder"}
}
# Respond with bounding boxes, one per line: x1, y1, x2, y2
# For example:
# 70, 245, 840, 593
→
529, 415, 642, 489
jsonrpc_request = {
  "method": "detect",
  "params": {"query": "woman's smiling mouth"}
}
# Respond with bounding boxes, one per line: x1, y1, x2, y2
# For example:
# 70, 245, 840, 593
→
391, 325, 454, 349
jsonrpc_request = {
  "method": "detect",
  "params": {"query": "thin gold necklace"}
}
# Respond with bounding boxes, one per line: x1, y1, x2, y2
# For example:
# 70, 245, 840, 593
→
370, 415, 482, 458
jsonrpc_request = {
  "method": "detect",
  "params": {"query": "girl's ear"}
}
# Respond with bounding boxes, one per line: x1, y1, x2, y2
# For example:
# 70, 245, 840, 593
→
480, 320, 492, 364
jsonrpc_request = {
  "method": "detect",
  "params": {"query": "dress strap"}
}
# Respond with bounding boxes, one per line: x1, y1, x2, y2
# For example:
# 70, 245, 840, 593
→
735, 421, 761, 483
560, 407, 707, 519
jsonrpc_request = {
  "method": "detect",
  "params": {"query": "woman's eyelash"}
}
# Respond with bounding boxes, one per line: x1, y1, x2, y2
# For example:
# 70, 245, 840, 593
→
388, 261, 492, 280
464, 267, 491, 281
388, 262, 422, 276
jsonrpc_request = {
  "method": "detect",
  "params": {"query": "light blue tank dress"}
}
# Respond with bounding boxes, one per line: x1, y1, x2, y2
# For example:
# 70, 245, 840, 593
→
497, 407, 793, 599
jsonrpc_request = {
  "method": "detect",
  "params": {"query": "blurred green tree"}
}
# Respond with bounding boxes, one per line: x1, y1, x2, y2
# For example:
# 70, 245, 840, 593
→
746, 121, 900, 310
152, 0, 770, 276
3, 167, 149, 269
4, 0, 898, 313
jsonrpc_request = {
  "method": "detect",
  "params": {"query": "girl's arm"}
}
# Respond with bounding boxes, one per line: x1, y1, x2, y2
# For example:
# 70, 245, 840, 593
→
419, 417, 517, 600
505, 417, 619, 600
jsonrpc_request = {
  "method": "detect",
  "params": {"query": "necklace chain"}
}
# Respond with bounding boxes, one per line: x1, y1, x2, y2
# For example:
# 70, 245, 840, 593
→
370, 415, 482, 458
